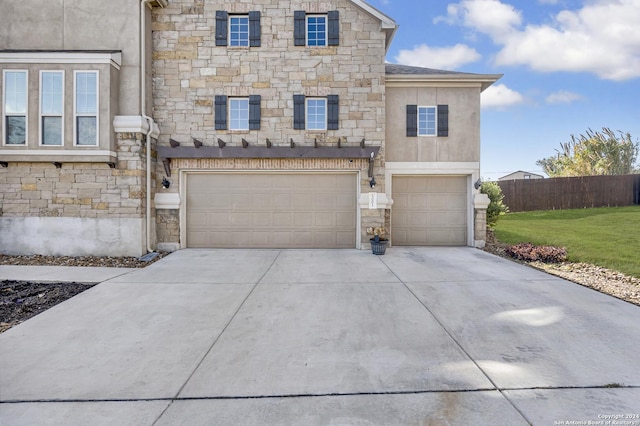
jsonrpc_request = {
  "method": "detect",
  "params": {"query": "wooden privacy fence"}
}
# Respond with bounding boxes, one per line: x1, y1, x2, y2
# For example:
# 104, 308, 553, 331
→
497, 174, 640, 212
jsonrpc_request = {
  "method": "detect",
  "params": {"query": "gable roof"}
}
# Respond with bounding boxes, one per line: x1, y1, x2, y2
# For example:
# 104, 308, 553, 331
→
498, 171, 545, 180
349, 0, 398, 51
385, 64, 502, 92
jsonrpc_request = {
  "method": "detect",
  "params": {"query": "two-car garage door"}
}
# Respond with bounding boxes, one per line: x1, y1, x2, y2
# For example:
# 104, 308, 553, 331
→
392, 176, 468, 246
186, 173, 357, 248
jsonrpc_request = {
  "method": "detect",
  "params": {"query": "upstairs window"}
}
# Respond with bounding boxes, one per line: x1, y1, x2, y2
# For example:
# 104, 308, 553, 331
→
306, 98, 327, 130
216, 11, 261, 47
229, 16, 249, 47
294, 11, 339, 47
306, 16, 327, 47
406, 105, 449, 137
229, 98, 249, 130
293, 95, 339, 131
215, 95, 261, 131
418, 106, 436, 136
3, 70, 28, 145
74, 71, 98, 146
40, 71, 64, 146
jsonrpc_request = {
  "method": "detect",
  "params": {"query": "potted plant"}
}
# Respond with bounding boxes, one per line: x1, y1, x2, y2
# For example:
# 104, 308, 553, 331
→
369, 227, 389, 255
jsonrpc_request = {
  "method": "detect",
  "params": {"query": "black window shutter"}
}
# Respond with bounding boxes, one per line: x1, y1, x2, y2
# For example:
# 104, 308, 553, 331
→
215, 11, 228, 46
215, 95, 227, 130
406, 105, 417, 137
294, 11, 306, 46
327, 95, 339, 130
249, 95, 261, 130
293, 95, 305, 129
437, 105, 449, 137
249, 11, 261, 47
328, 11, 340, 46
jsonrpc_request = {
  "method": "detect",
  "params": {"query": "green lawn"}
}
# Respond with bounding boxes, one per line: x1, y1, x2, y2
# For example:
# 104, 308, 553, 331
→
494, 206, 640, 278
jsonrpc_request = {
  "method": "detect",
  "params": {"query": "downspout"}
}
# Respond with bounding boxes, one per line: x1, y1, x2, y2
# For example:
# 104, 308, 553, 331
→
141, 0, 157, 253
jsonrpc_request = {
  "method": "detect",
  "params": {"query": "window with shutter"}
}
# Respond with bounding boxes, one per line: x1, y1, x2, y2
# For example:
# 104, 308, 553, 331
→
217, 11, 261, 47
294, 11, 339, 47
406, 104, 449, 137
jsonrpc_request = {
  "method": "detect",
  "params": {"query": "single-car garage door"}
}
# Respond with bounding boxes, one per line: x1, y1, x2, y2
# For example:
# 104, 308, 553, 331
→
186, 172, 357, 248
392, 176, 468, 246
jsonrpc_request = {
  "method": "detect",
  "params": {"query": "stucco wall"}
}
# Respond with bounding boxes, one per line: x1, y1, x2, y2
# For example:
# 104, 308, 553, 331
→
0, 0, 144, 115
385, 86, 481, 163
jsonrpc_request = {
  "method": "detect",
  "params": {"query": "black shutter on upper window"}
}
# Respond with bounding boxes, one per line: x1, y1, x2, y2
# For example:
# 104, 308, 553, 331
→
406, 105, 418, 137
215, 95, 227, 130
293, 95, 305, 129
249, 95, 261, 130
215, 11, 228, 46
437, 105, 449, 137
294, 11, 306, 46
249, 11, 261, 47
327, 95, 339, 130
328, 11, 340, 46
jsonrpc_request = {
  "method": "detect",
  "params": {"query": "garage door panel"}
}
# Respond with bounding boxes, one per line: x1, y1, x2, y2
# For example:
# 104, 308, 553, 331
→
187, 173, 356, 248
273, 212, 293, 226
392, 176, 467, 246
408, 212, 428, 226
336, 212, 356, 227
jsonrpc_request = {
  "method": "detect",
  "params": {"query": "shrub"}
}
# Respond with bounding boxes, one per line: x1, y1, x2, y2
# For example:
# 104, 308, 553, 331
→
505, 243, 568, 263
480, 181, 509, 228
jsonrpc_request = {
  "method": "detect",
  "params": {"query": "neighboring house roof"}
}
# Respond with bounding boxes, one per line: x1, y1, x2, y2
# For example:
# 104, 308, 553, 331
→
349, 0, 398, 51
498, 171, 545, 180
385, 63, 502, 92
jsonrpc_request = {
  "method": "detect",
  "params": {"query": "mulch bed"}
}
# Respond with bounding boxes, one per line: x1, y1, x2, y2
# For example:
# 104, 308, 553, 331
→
1, 280, 96, 333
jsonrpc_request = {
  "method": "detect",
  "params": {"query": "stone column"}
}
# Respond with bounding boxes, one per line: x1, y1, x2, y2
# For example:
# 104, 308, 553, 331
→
473, 193, 491, 249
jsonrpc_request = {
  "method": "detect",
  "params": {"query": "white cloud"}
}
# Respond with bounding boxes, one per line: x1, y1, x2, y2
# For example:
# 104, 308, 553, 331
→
436, 0, 521, 41
394, 43, 481, 70
546, 90, 585, 104
538, 0, 559, 4
440, 0, 640, 81
481, 83, 524, 109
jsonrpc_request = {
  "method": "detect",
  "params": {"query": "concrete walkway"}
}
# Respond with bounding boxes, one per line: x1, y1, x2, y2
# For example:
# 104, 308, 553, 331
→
1, 248, 639, 425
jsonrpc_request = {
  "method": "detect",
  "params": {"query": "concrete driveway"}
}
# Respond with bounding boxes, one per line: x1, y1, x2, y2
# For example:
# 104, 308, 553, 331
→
1, 248, 639, 425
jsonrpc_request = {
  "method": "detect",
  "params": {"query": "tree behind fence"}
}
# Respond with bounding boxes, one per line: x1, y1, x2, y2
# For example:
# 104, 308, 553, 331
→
496, 174, 640, 212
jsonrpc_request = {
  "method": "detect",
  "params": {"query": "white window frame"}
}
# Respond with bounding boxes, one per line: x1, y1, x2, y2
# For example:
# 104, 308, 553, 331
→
229, 97, 249, 131
306, 15, 327, 47
418, 106, 437, 137
3, 69, 28, 146
229, 15, 250, 47
73, 70, 99, 146
306, 97, 327, 131
39, 70, 65, 146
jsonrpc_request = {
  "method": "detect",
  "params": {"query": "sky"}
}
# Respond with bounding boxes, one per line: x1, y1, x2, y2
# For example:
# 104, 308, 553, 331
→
373, 0, 640, 180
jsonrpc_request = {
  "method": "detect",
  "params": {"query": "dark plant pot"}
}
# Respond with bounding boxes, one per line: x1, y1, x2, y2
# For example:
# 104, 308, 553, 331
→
370, 238, 388, 255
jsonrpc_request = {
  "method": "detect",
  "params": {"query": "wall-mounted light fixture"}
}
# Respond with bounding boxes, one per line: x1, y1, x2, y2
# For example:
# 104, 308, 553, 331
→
370, 177, 376, 188
474, 178, 482, 190
162, 177, 171, 189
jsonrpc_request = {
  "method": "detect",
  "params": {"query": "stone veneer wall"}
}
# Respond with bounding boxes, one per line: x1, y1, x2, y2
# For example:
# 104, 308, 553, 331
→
151, 0, 388, 248
0, 133, 148, 256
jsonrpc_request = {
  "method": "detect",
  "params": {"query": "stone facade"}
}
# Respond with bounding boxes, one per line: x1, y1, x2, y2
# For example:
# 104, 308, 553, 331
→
0, 133, 148, 255
152, 0, 390, 248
